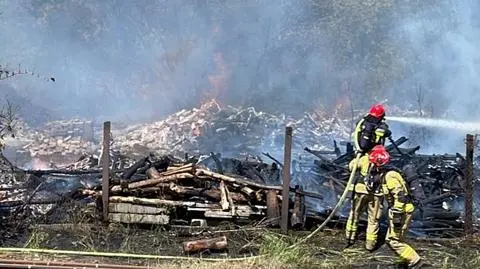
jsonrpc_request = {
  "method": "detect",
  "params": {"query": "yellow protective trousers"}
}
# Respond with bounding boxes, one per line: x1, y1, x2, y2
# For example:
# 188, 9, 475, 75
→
345, 191, 383, 250
386, 210, 421, 266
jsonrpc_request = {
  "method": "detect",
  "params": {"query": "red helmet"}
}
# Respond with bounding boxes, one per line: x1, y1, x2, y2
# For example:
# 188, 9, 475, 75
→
368, 145, 390, 166
368, 104, 385, 118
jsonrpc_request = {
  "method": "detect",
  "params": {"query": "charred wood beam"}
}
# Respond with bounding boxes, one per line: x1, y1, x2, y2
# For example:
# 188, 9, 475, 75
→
121, 157, 148, 180
261, 152, 284, 168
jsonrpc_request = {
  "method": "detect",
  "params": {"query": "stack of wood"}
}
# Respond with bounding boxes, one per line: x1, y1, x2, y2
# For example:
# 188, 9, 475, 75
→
301, 136, 477, 237
83, 154, 302, 226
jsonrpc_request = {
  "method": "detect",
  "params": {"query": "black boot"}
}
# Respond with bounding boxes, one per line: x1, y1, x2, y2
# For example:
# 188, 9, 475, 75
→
344, 238, 355, 249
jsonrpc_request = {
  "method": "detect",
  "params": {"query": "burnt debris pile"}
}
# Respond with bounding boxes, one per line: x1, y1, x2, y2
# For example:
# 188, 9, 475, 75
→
302, 136, 475, 237
0, 134, 476, 238
0, 102, 477, 238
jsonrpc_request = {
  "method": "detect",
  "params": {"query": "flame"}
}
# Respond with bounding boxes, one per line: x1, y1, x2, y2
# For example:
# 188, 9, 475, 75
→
31, 158, 50, 170
191, 122, 201, 137
199, 51, 231, 106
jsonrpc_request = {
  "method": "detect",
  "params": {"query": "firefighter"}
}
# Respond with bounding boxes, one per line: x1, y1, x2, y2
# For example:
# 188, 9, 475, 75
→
345, 104, 392, 249
345, 147, 384, 251
353, 104, 391, 155
368, 146, 424, 268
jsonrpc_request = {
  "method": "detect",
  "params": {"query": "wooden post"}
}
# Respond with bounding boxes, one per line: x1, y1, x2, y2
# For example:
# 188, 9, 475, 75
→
281, 126, 293, 231
102, 121, 111, 222
464, 134, 474, 236
266, 189, 280, 227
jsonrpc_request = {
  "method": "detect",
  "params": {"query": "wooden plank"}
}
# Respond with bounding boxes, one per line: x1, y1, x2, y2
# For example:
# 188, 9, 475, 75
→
108, 202, 169, 215
281, 126, 293, 231
109, 213, 169, 225
102, 121, 111, 222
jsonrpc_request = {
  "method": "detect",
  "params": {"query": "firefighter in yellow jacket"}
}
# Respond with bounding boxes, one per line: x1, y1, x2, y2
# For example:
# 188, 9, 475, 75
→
345, 104, 392, 250
353, 104, 391, 154
345, 150, 384, 250
368, 145, 423, 268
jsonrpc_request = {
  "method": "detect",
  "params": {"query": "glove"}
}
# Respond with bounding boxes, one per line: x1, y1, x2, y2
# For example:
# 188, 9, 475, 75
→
384, 129, 392, 138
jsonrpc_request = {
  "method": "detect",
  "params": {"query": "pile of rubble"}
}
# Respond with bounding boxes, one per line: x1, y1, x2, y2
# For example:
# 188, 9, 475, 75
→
9, 100, 432, 164
112, 99, 352, 158
10, 119, 98, 158
8, 100, 355, 162
0, 135, 478, 238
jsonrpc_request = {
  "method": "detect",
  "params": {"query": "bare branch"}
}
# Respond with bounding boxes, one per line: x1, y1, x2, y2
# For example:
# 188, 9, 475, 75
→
0, 64, 55, 82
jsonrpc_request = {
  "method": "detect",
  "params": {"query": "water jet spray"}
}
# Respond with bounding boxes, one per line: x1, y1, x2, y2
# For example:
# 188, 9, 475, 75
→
387, 116, 480, 132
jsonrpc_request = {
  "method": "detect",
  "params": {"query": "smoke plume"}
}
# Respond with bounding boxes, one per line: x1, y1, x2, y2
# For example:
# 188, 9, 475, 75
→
0, 1, 479, 154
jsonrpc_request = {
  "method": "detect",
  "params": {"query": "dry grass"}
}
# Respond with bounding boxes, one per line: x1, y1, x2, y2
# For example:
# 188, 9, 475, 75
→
18, 219, 480, 269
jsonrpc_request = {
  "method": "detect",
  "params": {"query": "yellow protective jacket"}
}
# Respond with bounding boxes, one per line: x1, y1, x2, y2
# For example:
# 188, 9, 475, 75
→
347, 155, 375, 194
382, 170, 415, 214
352, 115, 389, 153
348, 157, 416, 212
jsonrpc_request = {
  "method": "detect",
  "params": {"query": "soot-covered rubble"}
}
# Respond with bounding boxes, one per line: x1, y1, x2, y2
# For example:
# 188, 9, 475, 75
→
0, 136, 477, 238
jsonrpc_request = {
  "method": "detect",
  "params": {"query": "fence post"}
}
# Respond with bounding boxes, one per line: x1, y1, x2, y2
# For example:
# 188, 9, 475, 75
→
465, 134, 474, 236
281, 126, 293, 231
102, 121, 111, 222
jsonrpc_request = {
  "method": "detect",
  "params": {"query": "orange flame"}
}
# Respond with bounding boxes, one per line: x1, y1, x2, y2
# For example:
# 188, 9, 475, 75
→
199, 52, 231, 106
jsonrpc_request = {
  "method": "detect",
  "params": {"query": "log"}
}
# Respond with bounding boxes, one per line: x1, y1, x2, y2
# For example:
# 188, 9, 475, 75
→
195, 169, 323, 201
109, 196, 214, 208
195, 169, 282, 190
111, 173, 194, 192
182, 236, 228, 253
168, 183, 202, 197
201, 188, 248, 203
146, 167, 161, 178
162, 163, 194, 176
121, 157, 147, 180
219, 180, 229, 210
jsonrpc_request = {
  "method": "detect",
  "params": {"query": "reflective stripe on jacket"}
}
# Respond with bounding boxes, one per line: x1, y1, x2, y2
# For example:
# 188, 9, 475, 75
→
382, 171, 415, 213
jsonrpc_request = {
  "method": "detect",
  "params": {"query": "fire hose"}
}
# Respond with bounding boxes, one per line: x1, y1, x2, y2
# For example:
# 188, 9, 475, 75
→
288, 153, 361, 248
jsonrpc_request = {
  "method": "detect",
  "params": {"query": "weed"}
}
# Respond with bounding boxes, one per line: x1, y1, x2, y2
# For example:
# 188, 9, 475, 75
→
259, 232, 313, 267
24, 229, 48, 248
